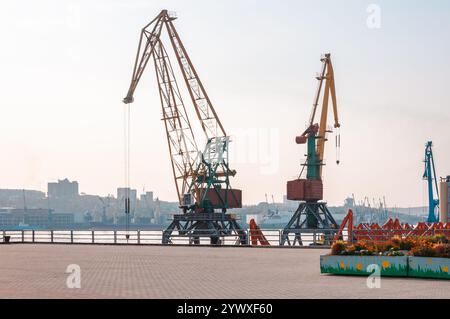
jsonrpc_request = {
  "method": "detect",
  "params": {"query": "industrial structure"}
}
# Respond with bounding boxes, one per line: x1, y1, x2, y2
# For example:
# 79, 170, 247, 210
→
440, 176, 450, 223
123, 10, 246, 245
423, 141, 439, 222
281, 54, 340, 246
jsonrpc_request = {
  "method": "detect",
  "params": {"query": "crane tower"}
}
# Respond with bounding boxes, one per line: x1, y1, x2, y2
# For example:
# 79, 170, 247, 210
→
123, 10, 246, 245
423, 141, 439, 223
281, 54, 340, 246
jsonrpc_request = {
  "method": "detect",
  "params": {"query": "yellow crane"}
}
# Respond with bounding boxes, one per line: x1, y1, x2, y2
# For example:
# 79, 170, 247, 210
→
282, 53, 341, 246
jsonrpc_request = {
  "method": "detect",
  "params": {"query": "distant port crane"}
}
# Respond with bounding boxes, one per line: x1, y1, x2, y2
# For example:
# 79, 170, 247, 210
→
423, 141, 439, 222
281, 54, 341, 246
123, 10, 246, 245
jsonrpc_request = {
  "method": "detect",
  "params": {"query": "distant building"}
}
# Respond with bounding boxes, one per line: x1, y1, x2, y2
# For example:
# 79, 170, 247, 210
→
0, 208, 74, 228
283, 195, 298, 210
140, 191, 154, 204
117, 187, 137, 212
440, 176, 450, 223
344, 197, 355, 208
117, 188, 137, 202
51, 213, 75, 227
48, 179, 79, 199
0, 189, 45, 201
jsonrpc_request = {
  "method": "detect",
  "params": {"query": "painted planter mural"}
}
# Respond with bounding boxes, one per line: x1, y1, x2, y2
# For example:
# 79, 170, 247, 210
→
408, 257, 450, 279
320, 255, 408, 277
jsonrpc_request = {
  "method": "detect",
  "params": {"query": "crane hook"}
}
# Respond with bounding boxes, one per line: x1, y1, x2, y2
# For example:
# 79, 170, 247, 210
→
335, 128, 341, 165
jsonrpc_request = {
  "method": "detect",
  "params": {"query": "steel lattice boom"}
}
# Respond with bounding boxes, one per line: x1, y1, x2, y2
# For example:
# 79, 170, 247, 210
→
123, 10, 245, 245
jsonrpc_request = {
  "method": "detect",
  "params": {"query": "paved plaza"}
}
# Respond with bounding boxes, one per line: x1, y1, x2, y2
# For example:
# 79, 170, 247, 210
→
0, 244, 449, 299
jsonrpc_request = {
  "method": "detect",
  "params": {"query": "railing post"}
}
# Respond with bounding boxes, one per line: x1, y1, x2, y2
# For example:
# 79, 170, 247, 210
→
22, 230, 25, 243
114, 230, 117, 244
137, 230, 141, 245
51, 230, 54, 243
278, 230, 282, 246
92, 230, 95, 244
70, 230, 74, 244
2, 230, 5, 243
246, 229, 250, 246
32, 230, 35, 243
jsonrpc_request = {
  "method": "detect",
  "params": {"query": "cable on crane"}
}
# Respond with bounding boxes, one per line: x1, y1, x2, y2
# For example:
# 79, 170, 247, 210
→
124, 103, 131, 241
335, 127, 341, 165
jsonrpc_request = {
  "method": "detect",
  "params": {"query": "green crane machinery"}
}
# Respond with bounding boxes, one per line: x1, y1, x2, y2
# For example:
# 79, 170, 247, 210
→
123, 10, 246, 245
280, 54, 341, 246
423, 141, 439, 223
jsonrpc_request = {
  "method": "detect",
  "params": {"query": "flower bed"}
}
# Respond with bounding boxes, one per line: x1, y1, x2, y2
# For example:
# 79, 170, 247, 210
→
321, 234, 450, 279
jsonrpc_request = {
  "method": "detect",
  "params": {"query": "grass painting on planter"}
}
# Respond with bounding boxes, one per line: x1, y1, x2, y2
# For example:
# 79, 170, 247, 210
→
320, 255, 408, 277
408, 237, 450, 279
408, 256, 450, 279
321, 235, 450, 279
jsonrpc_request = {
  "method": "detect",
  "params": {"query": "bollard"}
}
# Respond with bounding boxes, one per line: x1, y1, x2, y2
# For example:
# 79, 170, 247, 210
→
114, 231, 117, 244
70, 230, 74, 244
22, 230, 25, 243
92, 230, 95, 244
32, 230, 35, 243
137, 230, 141, 245
51, 230, 54, 243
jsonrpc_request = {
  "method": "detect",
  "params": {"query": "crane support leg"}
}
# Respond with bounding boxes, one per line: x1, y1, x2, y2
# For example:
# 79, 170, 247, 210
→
162, 213, 247, 245
280, 202, 338, 246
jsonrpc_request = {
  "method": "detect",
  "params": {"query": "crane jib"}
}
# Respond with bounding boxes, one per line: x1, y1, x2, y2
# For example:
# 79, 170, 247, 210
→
122, 10, 238, 213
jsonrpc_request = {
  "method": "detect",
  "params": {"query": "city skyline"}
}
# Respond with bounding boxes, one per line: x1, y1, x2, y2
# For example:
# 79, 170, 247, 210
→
1, 0, 450, 207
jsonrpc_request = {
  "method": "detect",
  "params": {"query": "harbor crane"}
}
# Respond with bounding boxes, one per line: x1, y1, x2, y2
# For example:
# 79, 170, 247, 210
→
123, 10, 246, 245
423, 141, 439, 222
281, 53, 340, 246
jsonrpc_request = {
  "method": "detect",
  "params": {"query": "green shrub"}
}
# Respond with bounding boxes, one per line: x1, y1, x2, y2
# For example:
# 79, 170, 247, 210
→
428, 234, 449, 244
411, 241, 436, 257
399, 238, 415, 250
331, 241, 347, 255
433, 243, 450, 258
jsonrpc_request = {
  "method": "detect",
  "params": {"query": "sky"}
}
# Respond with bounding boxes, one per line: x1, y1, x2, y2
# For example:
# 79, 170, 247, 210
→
1, 0, 450, 207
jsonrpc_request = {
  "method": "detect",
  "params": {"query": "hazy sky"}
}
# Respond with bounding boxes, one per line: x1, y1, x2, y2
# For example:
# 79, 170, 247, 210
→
1, 0, 450, 207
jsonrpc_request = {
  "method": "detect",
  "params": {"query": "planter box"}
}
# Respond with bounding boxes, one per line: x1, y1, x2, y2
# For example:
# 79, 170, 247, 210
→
320, 255, 408, 277
408, 256, 450, 280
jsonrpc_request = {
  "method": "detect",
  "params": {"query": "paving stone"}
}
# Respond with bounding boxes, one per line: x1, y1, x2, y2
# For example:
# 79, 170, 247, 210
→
0, 245, 449, 299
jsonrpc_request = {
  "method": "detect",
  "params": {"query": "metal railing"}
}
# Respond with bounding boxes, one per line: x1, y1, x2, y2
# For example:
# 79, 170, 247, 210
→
349, 229, 450, 243
0, 229, 335, 247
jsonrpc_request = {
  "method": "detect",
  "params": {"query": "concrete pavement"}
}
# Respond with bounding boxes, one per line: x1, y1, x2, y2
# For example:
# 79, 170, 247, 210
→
0, 244, 449, 299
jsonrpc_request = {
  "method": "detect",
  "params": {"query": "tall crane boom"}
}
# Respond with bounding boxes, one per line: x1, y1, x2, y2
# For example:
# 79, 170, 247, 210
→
314, 54, 340, 171
152, 39, 198, 204
123, 12, 166, 104
123, 10, 225, 138
282, 53, 341, 246
122, 10, 245, 245
164, 18, 226, 139
122, 10, 234, 207
298, 53, 340, 178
